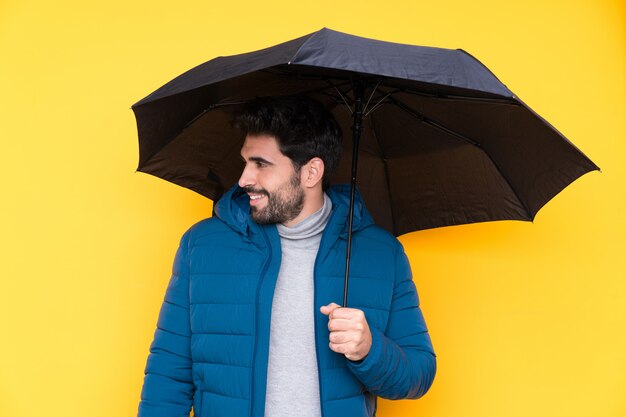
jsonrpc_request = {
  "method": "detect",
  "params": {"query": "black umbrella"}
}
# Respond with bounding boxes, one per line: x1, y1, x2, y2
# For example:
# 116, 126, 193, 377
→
131, 28, 598, 305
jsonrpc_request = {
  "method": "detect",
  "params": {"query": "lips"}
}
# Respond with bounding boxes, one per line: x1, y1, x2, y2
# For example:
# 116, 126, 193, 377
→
249, 194, 266, 206
243, 187, 268, 206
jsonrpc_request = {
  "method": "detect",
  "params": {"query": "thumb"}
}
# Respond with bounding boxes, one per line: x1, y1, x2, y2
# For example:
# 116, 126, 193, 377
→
320, 302, 341, 316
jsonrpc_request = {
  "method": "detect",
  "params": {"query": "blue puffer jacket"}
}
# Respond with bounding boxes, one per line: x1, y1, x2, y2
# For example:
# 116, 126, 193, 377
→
138, 184, 436, 417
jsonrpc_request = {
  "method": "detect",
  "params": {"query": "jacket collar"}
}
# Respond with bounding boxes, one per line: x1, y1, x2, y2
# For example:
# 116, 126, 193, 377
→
213, 184, 374, 240
325, 184, 374, 239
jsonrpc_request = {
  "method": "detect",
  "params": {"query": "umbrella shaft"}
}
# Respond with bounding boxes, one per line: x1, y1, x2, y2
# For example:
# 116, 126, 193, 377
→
343, 81, 364, 307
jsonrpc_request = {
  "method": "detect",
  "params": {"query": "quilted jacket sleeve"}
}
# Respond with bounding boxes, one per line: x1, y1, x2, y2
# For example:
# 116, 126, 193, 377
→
138, 232, 194, 417
346, 240, 436, 399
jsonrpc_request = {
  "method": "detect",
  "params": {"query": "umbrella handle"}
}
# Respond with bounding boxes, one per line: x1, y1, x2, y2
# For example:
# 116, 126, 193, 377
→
343, 80, 364, 308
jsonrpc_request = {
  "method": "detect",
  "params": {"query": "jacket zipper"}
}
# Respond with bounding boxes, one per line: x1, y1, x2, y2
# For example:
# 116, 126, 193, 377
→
250, 227, 273, 417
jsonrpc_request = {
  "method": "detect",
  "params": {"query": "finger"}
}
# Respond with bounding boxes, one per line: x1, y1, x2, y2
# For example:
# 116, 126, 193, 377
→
328, 342, 349, 355
328, 307, 365, 320
327, 318, 356, 332
329, 330, 355, 344
320, 302, 341, 316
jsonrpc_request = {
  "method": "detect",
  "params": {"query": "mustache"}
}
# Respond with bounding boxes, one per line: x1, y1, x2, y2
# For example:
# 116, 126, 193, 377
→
242, 186, 269, 197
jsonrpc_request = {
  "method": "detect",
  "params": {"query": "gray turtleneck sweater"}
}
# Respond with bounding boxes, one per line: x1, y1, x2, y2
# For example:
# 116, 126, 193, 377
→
264, 193, 332, 417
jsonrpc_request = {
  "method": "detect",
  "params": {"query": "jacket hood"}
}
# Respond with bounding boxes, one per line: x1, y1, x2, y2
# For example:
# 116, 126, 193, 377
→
213, 184, 375, 239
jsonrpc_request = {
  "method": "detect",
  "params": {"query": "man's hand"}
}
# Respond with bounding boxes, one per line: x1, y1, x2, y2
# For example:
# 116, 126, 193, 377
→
320, 303, 372, 361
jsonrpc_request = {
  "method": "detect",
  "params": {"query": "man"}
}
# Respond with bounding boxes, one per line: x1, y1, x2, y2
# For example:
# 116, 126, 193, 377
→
137, 96, 436, 417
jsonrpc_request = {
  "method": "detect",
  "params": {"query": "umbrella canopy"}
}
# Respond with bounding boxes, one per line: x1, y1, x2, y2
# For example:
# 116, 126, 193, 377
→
132, 27, 598, 237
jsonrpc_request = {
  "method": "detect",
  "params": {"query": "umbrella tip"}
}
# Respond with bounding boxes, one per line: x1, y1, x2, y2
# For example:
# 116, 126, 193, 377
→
318, 27, 339, 35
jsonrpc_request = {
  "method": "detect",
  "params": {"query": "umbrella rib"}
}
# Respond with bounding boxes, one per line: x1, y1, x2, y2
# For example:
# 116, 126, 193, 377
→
364, 92, 394, 117
142, 80, 355, 168
139, 101, 248, 168
389, 96, 483, 148
390, 96, 534, 219
363, 80, 381, 114
333, 86, 353, 114
399, 86, 519, 105
187, 101, 248, 128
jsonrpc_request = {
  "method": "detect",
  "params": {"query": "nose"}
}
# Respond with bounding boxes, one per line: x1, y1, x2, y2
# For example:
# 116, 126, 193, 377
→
238, 163, 255, 189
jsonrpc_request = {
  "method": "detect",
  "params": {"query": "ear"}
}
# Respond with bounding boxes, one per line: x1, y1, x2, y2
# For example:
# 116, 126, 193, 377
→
301, 157, 325, 189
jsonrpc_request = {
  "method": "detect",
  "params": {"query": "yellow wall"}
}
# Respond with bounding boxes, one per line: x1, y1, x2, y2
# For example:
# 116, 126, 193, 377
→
1, 1, 624, 416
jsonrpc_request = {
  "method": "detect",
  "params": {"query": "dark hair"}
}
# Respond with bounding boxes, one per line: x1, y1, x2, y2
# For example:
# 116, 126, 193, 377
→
233, 96, 342, 190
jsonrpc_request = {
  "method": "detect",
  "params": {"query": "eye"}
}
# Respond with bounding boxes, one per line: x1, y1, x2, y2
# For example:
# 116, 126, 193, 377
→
255, 161, 267, 168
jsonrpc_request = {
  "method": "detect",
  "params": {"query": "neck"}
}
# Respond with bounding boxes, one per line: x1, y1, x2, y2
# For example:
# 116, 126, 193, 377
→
277, 193, 331, 240
282, 188, 324, 227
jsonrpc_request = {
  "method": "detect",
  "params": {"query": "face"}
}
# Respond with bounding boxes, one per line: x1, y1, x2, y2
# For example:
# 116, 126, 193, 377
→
238, 134, 305, 225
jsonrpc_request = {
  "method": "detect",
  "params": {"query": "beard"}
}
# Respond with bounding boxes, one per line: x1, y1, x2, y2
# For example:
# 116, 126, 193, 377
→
244, 171, 305, 225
